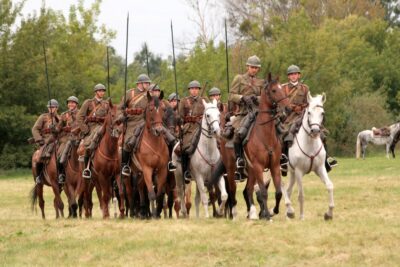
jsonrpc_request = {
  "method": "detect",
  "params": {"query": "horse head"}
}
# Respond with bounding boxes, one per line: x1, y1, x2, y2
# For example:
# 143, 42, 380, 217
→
202, 99, 221, 137
261, 73, 290, 112
305, 92, 326, 138
146, 92, 164, 137
105, 101, 120, 139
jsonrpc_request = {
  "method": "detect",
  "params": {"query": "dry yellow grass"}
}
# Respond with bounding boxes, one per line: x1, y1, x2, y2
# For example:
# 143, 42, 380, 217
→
0, 157, 399, 266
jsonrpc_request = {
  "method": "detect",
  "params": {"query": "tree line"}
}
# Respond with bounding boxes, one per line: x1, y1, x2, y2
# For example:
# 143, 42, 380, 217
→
1, 0, 399, 168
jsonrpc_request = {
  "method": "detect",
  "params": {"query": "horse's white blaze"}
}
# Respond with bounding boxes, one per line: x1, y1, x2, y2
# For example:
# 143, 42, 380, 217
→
283, 93, 334, 220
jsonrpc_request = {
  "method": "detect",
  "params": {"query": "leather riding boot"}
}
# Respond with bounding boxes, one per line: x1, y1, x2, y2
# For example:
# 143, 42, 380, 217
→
57, 161, 66, 184
234, 142, 245, 169
323, 140, 337, 172
182, 153, 191, 183
35, 164, 44, 184
281, 142, 289, 176
121, 149, 131, 177
82, 155, 91, 179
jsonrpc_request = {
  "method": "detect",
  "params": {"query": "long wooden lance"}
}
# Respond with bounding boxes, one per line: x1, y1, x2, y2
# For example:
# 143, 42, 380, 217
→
106, 46, 111, 98
145, 42, 150, 77
224, 19, 230, 94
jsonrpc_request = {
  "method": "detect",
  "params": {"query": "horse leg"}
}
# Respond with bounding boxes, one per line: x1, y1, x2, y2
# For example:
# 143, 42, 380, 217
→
315, 167, 334, 220
174, 164, 188, 218
155, 167, 168, 219
141, 168, 156, 217
196, 175, 210, 218
99, 175, 111, 219
116, 174, 126, 218
50, 180, 64, 218
285, 169, 296, 219
255, 174, 270, 221
245, 172, 257, 220
37, 184, 46, 219
185, 184, 192, 217
194, 185, 201, 218
269, 166, 283, 216
295, 170, 305, 220
217, 177, 228, 216
226, 168, 238, 219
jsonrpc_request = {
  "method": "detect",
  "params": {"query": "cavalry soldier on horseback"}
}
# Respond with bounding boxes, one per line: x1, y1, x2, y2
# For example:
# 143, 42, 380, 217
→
228, 55, 264, 180
119, 74, 151, 178
31, 99, 60, 184
178, 80, 205, 182
56, 96, 79, 184
280, 65, 337, 175
148, 84, 178, 171
77, 83, 110, 179
208, 87, 227, 113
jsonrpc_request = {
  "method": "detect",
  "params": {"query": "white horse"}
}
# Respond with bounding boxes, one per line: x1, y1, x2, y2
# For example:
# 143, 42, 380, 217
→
172, 99, 228, 218
356, 123, 400, 159
282, 92, 334, 220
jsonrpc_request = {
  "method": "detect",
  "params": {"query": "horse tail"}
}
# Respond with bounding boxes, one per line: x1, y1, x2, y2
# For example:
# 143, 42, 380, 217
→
356, 133, 361, 159
30, 184, 38, 213
210, 159, 226, 186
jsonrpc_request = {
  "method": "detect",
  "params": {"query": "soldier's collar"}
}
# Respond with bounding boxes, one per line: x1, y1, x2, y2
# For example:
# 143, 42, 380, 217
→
289, 81, 299, 87
94, 97, 103, 103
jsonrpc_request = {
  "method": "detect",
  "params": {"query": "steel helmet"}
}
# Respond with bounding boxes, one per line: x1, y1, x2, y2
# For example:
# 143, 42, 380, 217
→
168, 93, 179, 101
136, 74, 151, 84
93, 83, 106, 92
287, 65, 301, 75
208, 87, 221, 96
188, 80, 201, 89
47, 99, 59, 108
66, 96, 79, 104
246, 55, 261, 67
149, 84, 160, 91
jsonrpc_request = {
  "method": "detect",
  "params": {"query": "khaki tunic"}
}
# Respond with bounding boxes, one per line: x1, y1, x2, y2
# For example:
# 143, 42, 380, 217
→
77, 98, 109, 148
178, 96, 205, 152
57, 108, 79, 157
228, 72, 263, 129
281, 82, 309, 129
117, 88, 149, 150
32, 113, 60, 144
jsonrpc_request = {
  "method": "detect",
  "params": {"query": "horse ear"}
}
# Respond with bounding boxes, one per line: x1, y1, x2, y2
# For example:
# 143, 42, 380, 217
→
147, 91, 152, 102
212, 98, 217, 106
159, 90, 164, 100
321, 92, 326, 104
307, 91, 312, 103
268, 72, 272, 82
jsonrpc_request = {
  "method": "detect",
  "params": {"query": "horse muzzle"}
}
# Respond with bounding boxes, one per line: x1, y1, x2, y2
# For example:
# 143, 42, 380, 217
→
309, 125, 321, 137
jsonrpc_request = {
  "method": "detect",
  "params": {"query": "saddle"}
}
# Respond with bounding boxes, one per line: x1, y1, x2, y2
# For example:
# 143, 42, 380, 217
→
372, 127, 390, 137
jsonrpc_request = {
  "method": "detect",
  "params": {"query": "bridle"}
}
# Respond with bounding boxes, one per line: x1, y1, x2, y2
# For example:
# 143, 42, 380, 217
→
201, 106, 220, 138
258, 80, 288, 125
302, 104, 324, 138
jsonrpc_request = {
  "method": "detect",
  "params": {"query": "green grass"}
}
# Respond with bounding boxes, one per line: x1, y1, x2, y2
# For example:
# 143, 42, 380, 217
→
0, 157, 399, 266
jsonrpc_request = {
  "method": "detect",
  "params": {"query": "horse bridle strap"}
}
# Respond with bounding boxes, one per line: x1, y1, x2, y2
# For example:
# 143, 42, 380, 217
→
294, 134, 323, 174
201, 106, 219, 138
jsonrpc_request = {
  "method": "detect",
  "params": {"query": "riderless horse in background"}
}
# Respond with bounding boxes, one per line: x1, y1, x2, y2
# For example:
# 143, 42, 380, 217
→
282, 93, 334, 220
356, 122, 400, 159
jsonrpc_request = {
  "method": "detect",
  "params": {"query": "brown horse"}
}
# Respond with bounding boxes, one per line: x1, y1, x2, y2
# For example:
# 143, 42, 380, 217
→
30, 144, 64, 219
63, 140, 83, 218
216, 74, 290, 220
82, 103, 120, 219
131, 93, 169, 218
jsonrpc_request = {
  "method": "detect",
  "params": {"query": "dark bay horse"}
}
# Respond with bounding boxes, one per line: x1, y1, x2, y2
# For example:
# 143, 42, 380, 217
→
82, 103, 120, 219
30, 145, 64, 219
132, 93, 169, 218
216, 74, 290, 220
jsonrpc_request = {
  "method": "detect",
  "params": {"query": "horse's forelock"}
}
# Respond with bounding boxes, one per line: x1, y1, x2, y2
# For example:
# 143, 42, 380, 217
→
309, 95, 324, 109
153, 96, 160, 109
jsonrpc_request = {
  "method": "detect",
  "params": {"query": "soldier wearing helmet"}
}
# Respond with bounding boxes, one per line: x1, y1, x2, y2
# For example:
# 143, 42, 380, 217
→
118, 74, 151, 178
77, 83, 110, 178
280, 65, 337, 175
31, 99, 60, 183
177, 80, 206, 182
56, 96, 80, 184
208, 87, 227, 112
227, 55, 264, 181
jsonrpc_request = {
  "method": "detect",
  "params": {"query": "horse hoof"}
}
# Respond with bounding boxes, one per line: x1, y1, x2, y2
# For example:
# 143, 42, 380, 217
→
324, 213, 333, 221
286, 212, 295, 219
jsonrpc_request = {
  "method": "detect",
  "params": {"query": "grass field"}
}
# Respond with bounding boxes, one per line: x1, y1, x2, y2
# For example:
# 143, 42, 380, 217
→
0, 157, 399, 266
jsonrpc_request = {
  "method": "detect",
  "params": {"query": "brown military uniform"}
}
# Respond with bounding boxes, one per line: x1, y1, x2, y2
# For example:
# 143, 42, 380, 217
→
281, 82, 309, 131
178, 96, 205, 153
57, 108, 79, 158
77, 97, 109, 153
32, 113, 59, 144
118, 87, 149, 152
228, 72, 263, 133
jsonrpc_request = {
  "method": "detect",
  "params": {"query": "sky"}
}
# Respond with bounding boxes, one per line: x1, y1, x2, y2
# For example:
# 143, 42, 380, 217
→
21, 0, 226, 62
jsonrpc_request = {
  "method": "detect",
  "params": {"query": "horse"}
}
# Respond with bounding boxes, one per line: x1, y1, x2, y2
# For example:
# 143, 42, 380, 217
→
130, 93, 170, 218
63, 140, 83, 218
213, 74, 290, 220
30, 143, 65, 219
356, 123, 400, 159
172, 99, 228, 218
82, 103, 120, 219
282, 92, 334, 220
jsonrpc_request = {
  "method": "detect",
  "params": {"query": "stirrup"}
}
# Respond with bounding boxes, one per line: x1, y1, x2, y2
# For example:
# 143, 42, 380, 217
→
82, 168, 92, 179
236, 158, 245, 169
121, 165, 131, 177
234, 171, 245, 182
168, 161, 176, 172
58, 174, 66, 184
35, 175, 42, 185
184, 171, 191, 184
327, 157, 338, 167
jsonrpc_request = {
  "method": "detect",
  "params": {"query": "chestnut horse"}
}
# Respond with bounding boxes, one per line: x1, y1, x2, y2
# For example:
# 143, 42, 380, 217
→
82, 103, 120, 219
30, 145, 64, 219
131, 93, 169, 218
215, 74, 290, 220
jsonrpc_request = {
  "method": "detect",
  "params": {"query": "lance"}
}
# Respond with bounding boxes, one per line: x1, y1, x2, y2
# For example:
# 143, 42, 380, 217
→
224, 19, 230, 94
145, 42, 150, 77
106, 46, 111, 98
